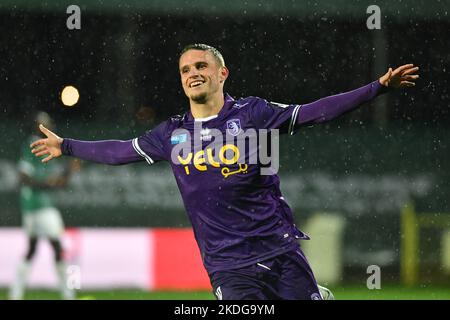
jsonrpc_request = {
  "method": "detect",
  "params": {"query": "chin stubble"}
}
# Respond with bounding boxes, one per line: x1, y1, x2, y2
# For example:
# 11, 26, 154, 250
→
191, 92, 208, 104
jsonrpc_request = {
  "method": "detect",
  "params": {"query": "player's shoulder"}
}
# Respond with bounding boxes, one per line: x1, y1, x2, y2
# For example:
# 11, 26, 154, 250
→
141, 113, 186, 138
157, 113, 186, 127
236, 95, 266, 105
168, 113, 186, 123
238, 96, 295, 111
166, 113, 188, 129
231, 96, 267, 112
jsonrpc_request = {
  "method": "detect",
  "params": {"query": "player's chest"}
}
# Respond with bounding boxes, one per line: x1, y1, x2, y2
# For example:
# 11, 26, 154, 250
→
165, 118, 260, 179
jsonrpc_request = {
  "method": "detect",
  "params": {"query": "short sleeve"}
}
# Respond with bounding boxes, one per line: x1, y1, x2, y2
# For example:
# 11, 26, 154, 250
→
250, 98, 301, 135
132, 121, 169, 165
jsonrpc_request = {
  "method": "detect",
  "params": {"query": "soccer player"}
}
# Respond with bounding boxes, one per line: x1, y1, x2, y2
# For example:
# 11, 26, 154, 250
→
10, 111, 79, 300
30, 44, 419, 300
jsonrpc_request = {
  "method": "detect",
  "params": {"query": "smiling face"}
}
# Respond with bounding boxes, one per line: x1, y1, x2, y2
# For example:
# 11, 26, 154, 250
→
179, 49, 228, 104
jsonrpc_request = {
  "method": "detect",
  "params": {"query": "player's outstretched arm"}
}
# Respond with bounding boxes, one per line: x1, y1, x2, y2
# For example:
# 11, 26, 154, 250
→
297, 64, 419, 126
30, 125, 142, 165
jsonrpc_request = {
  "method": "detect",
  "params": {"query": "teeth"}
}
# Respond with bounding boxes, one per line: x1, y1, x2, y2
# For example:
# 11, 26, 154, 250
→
190, 81, 204, 88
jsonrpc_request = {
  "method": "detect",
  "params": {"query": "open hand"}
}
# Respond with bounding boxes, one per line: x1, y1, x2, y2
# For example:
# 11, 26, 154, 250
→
30, 124, 64, 163
379, 64, 419, 88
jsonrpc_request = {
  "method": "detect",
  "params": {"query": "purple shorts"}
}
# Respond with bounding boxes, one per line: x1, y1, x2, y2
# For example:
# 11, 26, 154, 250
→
210, 247, 321, 300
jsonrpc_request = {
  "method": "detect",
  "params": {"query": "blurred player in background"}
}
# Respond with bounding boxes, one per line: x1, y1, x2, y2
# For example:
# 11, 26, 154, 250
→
9, 111, 80, 300
30, 44, 418, 300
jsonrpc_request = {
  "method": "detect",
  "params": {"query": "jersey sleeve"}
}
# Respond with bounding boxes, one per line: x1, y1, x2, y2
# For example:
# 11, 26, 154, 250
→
250, 97, 301, 135
132, 120, 170, 165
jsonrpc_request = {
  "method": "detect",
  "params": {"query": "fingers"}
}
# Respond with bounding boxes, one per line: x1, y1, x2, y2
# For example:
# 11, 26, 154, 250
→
31, 144, 52, 158
402, 74, 419, 81
42, 155, 53, 163
39, 124, 53, 138
393, 64, 415, 75
31, 143, 51, 157
385, 68, 393, 79
400, 81, 416, 87
386, 64, 419, 88
401, 66, 419, 76
31, 145, 46, 154
379, 68, 393, 87
35, 149, 50, 157
30, 139, 46, 148
386, 67, 393, 85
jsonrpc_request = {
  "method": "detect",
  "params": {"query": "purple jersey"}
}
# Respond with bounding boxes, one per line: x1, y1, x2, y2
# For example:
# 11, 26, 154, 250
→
132, 94, 308, 274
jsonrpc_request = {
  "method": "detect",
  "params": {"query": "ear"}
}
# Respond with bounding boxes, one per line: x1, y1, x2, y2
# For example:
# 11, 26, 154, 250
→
219, 66, 229, 83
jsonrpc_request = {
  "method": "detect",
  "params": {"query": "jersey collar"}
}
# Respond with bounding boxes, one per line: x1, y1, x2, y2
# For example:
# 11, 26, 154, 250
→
186, 93, 235, 123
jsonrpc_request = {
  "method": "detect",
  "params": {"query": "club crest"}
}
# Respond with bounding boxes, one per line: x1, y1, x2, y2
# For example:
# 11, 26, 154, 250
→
226, 119, 242, 136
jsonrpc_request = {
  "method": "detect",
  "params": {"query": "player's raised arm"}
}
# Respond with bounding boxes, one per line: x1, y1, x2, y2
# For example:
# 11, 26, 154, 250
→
31, 120, 169, 165
30, 124, 143, 165
296, 64, 419, 126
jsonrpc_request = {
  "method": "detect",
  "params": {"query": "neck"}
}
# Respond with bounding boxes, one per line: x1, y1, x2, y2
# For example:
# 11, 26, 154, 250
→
190, 91, 225, 119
